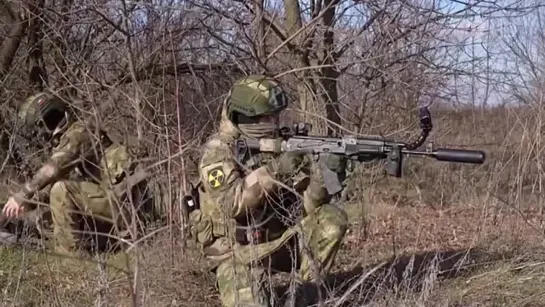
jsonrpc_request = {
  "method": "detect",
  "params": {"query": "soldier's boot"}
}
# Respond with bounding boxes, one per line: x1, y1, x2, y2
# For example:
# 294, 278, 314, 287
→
0, 230, 17, 246
0, 215, 18, 246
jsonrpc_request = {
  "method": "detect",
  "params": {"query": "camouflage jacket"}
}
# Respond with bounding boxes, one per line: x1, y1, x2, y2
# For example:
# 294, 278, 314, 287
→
190, 113, 331, 265
14, 119, 132, 209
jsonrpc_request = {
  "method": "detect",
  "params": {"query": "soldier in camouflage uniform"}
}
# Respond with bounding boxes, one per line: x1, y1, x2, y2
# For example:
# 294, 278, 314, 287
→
191, 75, 349, 306
2, 92, 143, 255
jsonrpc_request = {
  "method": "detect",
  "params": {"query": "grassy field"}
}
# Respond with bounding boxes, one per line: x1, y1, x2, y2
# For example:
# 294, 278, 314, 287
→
1, 106, 545, 306
0, 194, 544, 307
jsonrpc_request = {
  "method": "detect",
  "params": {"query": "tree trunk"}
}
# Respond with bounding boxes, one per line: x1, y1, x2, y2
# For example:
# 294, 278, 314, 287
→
52, 0, 75, 97
283, 0, 324, 133
26, 0, 47, 91
320, 0, 340, 136
282, 0, 342, 135
0, 7, 27, 79
254, 0, 266, 60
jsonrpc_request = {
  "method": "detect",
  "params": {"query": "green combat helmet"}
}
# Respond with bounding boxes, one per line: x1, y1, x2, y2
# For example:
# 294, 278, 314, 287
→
226, 74, 289, 138
18, 92, 72, 142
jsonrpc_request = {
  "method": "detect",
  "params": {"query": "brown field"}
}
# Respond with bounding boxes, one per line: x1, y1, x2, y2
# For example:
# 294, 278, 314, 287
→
1, 105, 544, 307
3, 0, 545, 305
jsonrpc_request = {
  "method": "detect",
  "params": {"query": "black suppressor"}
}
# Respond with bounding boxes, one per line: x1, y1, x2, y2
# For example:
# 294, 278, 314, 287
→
434, 148, 486, 164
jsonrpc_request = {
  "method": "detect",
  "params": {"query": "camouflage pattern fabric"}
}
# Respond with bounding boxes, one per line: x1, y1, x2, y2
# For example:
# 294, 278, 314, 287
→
17, 120, 136, 254
192, 108, 349, 307
49, 180, 116, 254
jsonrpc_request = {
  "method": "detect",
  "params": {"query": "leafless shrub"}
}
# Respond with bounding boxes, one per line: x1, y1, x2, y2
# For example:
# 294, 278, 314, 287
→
1, 0, 545, 306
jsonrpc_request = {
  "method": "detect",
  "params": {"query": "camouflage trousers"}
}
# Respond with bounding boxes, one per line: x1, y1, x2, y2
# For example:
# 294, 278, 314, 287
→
215, 204, 349, 307
49, 180, 119, 255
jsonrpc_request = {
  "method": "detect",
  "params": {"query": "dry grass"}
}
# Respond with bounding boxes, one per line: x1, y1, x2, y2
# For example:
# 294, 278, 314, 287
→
0, 236, 220, 307
2, 106, 545, 306
1, 1, 545, 305
2, 201, 539, 307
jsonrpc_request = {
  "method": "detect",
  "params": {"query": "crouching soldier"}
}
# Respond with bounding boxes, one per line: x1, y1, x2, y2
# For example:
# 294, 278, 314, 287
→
189, 75, 350, 306
2, 92, 152, 256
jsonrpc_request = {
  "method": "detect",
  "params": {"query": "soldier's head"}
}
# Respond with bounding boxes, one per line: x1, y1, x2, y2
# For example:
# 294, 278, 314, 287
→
18, 92, 73, 142
225, 74, 288, 138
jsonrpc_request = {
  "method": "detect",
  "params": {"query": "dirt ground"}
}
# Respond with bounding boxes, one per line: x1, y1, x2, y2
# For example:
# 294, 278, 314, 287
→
1, 193, 544, 307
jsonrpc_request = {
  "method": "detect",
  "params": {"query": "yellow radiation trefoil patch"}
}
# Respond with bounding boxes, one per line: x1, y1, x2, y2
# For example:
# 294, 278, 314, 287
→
207, 167, 225, 188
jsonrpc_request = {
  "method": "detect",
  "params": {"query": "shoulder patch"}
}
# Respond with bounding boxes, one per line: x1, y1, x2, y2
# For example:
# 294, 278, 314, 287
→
207, 166, 225, 189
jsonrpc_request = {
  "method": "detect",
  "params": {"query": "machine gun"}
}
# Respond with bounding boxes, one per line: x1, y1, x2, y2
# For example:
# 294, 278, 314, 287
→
234, 106, 486, 195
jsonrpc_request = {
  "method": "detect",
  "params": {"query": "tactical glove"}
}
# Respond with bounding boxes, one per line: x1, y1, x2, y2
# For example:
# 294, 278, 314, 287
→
267, 152, 308, 178
324, 154, 347, 173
